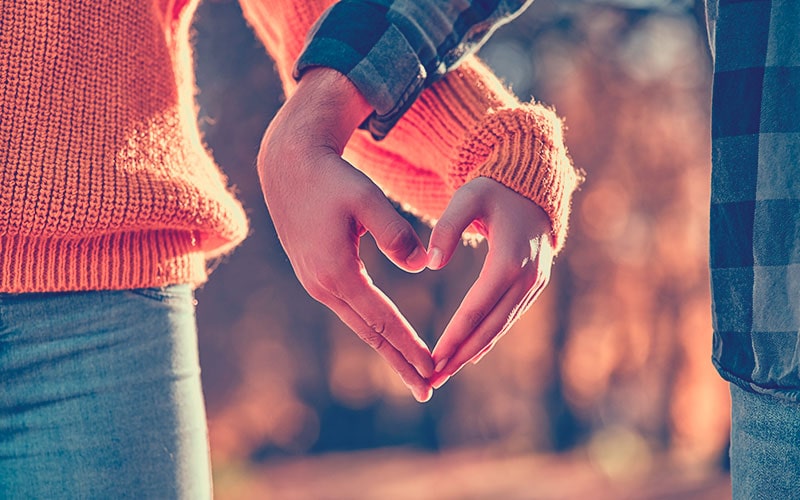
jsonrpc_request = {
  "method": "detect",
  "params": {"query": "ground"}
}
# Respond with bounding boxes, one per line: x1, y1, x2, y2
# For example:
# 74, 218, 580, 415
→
214, 448, 730, 500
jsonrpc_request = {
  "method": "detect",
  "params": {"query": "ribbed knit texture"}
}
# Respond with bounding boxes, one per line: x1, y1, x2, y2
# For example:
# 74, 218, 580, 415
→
0, 0, 248, 292
241, 0, 581, 252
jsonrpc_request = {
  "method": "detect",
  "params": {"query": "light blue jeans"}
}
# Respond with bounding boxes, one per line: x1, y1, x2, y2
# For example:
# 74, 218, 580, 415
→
730, 383, 800, 499
0, 285, 211, 499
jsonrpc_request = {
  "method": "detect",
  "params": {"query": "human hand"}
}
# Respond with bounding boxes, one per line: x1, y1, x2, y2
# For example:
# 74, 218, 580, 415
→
427, 177, 554, 389
258, 68, 434, 402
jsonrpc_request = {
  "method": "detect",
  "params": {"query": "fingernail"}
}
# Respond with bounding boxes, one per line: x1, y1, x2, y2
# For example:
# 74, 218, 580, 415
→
434, 357, 449, 373
419, 359, 435, 379
432, 375, 450, 390
420, 388, 433, 403
428, 247, 443, 270
413, 386, 432, 403
406, 246, 426, 268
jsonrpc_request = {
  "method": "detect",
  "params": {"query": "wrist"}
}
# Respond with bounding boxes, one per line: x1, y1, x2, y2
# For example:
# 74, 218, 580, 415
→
461, 106, 581, 254
259, 68, 372, 186
287, 67, 373, 152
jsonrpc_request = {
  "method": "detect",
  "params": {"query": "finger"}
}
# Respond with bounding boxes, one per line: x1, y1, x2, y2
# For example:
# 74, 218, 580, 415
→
434, 251, 551, 388
430, 247, 516, 373
310, 257, 435, 381
343, 266, 435, 379
314, 287, 432, 402
430, 283, 528, 389
427, 187, 482, 270
431, 214, 554, 368
469, 281, 543, 366
451, 276, 547, 376
359, 192, 428, 273
435, 267, 549, 389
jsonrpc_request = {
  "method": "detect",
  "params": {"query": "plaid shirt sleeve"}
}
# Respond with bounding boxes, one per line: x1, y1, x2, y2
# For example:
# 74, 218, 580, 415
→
708, 0, 800, 400
293, 0, 533, 139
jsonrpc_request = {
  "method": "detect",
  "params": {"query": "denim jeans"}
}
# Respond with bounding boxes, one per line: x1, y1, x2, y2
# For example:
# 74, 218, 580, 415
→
730, 383, 800, 499
0, 285, 211, 499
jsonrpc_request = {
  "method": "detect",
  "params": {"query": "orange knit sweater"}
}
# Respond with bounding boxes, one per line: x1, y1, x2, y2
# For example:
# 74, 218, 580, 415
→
0, 0, 579, 293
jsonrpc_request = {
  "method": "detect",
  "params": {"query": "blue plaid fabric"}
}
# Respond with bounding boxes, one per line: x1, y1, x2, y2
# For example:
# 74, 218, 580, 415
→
708, 0, 800, 401
295, 0, 532, 139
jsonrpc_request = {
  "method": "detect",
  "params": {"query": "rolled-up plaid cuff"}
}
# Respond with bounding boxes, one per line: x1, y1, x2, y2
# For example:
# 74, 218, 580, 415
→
293, 0, 427, 140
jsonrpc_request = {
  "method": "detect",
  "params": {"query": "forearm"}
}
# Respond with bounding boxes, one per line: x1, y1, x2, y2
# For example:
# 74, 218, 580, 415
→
262, 67, 371, 156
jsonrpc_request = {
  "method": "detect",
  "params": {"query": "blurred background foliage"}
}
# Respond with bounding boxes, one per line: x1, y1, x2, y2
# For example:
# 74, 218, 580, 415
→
191, 0, 730, 497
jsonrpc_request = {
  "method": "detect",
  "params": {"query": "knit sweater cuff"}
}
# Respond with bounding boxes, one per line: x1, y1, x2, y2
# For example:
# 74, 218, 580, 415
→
458, 106, 581, 253
397, 58, 581, 252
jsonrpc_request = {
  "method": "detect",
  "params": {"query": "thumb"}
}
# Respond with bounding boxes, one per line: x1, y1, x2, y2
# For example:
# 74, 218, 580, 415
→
359, 193, 428, 273
427, 187, 482, 271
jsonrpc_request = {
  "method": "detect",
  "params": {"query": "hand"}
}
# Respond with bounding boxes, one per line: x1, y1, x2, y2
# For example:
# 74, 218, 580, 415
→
428, 177, 554, 389
258, 68, 434, 402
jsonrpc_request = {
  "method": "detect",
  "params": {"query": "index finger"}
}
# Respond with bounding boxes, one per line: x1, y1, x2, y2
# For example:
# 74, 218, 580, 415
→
311, 253, 434, 386
430, 247, 516, 372
323, 291, 433, 402
337, 264, 434, 379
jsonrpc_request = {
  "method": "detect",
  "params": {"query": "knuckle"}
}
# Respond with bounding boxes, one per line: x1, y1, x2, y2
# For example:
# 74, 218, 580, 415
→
369, 321, 387, 335
314, 269, 344, 298
496, 258, 524, 279
457, 182, 483, 203
435, 218, 460, 239
381, 219, 415, 254
304, 281, 327, 302
360, 329, 387, 351
297, 272, 327, 301
464, 309, 486, 330
348, 179, 376, 203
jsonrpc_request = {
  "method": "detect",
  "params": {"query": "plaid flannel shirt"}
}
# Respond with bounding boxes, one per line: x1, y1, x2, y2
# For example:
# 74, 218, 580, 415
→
294, 0, 533, 139
708, 0, 800, 401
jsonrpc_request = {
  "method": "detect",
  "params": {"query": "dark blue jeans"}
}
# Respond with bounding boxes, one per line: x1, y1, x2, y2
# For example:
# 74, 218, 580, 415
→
0, 285, 211, 498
